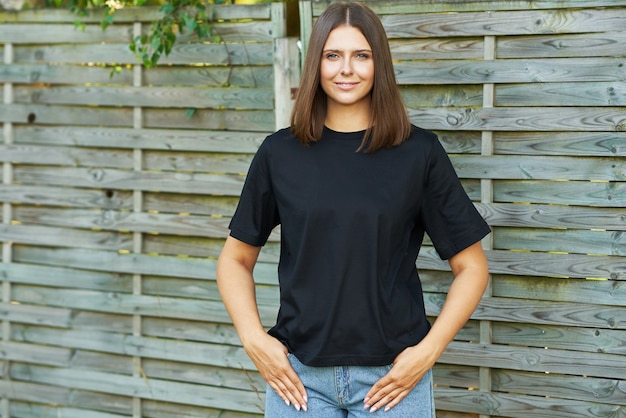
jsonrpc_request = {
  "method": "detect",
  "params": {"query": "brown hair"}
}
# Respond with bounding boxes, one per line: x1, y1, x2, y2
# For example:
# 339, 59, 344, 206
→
290, 2, 411, 152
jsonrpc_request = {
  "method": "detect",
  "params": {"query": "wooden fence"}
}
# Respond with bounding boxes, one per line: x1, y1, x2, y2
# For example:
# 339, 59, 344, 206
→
0, 0, 625, 417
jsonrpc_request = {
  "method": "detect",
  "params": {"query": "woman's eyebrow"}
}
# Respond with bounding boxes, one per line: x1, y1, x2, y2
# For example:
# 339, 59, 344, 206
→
322, 48, 372, 53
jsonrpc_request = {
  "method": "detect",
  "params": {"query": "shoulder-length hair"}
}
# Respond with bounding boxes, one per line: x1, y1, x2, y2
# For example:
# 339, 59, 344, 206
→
290, 2, 411, 153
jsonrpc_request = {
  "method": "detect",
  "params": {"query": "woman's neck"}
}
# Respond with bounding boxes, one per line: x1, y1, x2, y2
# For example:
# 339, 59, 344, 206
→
324, 101, 371, 132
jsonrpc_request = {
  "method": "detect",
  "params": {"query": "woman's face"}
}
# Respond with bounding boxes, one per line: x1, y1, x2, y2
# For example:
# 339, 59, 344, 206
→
320, 25, 374, 113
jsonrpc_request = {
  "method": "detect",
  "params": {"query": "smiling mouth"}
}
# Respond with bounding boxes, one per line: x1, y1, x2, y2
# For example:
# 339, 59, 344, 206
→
335, 82, 358, 88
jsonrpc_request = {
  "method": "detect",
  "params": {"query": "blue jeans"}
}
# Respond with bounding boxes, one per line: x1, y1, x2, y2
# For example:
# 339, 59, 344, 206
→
264, 353, 435, 417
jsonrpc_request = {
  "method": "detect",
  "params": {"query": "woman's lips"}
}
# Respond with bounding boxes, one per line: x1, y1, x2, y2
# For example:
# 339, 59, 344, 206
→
335, 82, 358, 90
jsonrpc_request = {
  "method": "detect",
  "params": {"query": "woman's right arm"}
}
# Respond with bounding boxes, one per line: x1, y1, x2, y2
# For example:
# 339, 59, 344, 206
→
216, 235, 308, 412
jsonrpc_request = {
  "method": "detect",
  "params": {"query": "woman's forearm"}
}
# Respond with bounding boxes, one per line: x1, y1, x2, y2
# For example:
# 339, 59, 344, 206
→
216, 236, 266, 345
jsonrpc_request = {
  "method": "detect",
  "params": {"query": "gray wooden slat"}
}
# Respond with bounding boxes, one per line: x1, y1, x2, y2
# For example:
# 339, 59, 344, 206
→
493, 179, 626, 207
0, 104, 278, 131
0, 185, 133, 209
14, 85, 275, 110
312, 0, 626, 15
0, 4, 271, 23
477, 202, 626, 231
0, 144, 133, 168
390, 37, 484, 60
494, 132, 626, 157
497, 31, 626, 58
11, 364, 265, 414
419, 247, 624, 280
492, 322, 626, 355
409, 107, 626, 132
13, 126, 267, 153
0, 224, 132, 251
0, 63, 272, 87
435, 387, 624, 418
496, 81, 626, 106
451, 155, 626, 181
0, 261, 132, 292
14, 43, 272, 65
494, 227, 625, 255
440, 341, 626, 380
380, 8, 626, 37
493, 275, 626, 308
491, 370, 626, 406
0, 24, 132, 44
395, 58, 626, 85
12, 166, 246, 196
13, 206, 245, 239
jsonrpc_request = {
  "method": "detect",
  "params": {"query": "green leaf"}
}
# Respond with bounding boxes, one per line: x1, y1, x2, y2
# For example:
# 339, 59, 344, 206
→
186, 108, 197, 118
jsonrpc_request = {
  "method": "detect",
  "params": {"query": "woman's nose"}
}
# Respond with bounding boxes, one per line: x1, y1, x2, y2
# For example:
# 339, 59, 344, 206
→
340, 58, 353, 76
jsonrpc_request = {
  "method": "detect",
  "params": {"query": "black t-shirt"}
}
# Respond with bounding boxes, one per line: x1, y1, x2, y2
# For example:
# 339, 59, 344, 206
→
228, 125, 490, 367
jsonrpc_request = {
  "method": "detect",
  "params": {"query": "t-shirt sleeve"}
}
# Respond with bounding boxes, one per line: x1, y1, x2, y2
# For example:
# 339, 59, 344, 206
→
228, 139, 280, 247
420, 137, 491, 260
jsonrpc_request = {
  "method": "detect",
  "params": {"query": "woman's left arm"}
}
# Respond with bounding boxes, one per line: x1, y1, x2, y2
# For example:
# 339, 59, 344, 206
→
364, 241, 489, 413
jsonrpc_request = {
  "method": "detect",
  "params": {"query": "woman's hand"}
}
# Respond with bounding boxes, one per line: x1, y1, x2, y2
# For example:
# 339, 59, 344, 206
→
217, 236, 308, 411
363, 341, 438, 413
244, 332, 308, 412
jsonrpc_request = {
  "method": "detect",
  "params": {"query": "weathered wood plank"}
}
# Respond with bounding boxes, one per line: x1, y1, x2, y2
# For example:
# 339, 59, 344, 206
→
492, 369, 626, 406
14, 86, 275, 110
0, 341, 70, 366
143, 151, 253, 174
440, 341, 626, 380
494, 132, 626, 157
0, 144, 133, 168
0, 185, 133, 209
142, 400, 261, 418
380, 8, 626, 38
435, 387, 625, 418
492, 322, 626, 355
142, 318, 241, 346
0, 261, 132, 292
494, 227, 626, 256
493, 275, 626, 307
451, 155, 626, 181
312, 0, 626, 15
425, 291, 626, 330
1, 104, 276, 131
14, 43, 273, 65
497, 31, 626, 58
400, 85, 483, 108
0, 63, 272, 87
409, 107, 626, 132
395, 58, 626, 85
389, 37, 483, 60
0, 24, 132, 44
0, 302, 72, 328
493, 179, 626, 207
143, 192, 240, 216
11, 364, 265, 414
9, 402, 130, 418
5, 375, 136, 413
496, 81, 626, 107
13, 126, 267, 153
11, 324, 253, 369
142, 358, 265, 394
0, 224, 133, 251
477, 202, 626, 231
419, 247, 624, 280
12, 166, 246, 196
14, 207, 235, 238
0, 5, 271, 23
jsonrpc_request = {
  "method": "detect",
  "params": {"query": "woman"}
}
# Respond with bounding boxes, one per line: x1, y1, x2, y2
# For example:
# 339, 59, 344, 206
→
217, 2, 490, 416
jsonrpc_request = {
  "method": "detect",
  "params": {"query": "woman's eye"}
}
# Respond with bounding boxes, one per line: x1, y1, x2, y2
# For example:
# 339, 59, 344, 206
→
326, 53, 339, 59
356, 53, 370, 59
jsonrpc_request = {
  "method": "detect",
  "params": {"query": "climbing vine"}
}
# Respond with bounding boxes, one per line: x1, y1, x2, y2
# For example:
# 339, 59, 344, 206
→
41, 0, 230, 67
